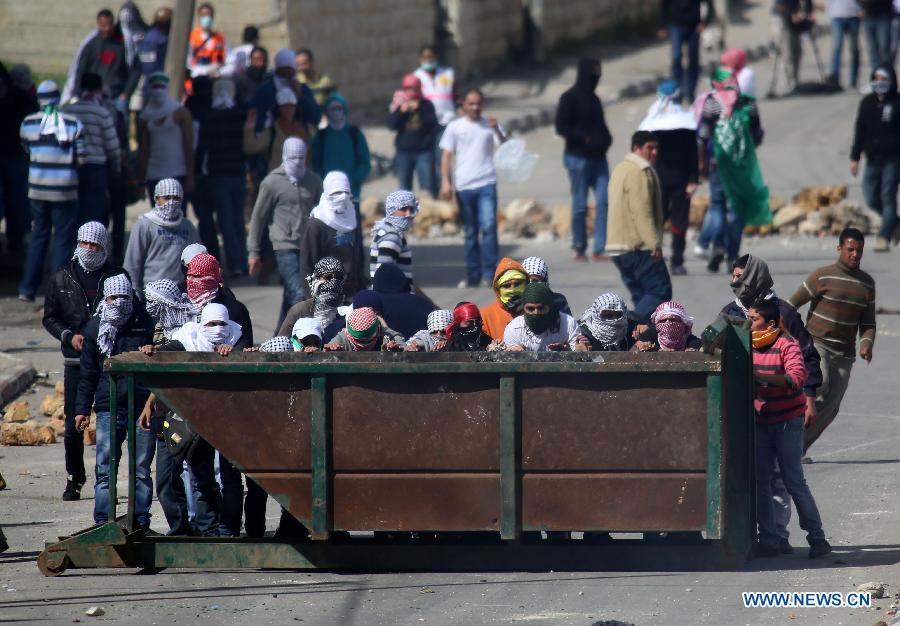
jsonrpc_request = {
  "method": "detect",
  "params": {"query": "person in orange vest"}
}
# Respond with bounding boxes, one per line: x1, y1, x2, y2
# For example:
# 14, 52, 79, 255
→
189, 2, 227, 79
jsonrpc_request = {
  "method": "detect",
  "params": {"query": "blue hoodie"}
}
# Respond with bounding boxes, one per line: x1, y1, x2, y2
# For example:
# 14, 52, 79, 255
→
311, 93, 372, 198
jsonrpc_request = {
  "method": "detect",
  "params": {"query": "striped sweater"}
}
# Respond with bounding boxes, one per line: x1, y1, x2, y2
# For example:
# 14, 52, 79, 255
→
789, 261, 876, 357
369, 219, 412, 281
753, 333, 808, 424
60, 99, 121, 168
20, 112, 85, 202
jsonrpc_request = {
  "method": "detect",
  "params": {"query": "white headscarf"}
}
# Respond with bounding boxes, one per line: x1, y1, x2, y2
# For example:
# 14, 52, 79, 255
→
581, 292, 628, 349
97, 274, 134, 357
291, 317, 324, 349
282, 137, 307, 184
311, 172, 357, 234
521, 256, 549, 281
36, 81, 71, 144
171, 303, 242, 351
181, 243, 208, 266
638, 81, 697, 133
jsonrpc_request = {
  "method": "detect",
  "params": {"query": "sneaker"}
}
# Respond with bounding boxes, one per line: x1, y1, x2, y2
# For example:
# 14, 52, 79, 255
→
670, 264, 688, 276
573, 254, 589, 263
456, 278, 479, 289
0, 539, 7, 554
808, 539, 832, 559
800, 456, 812, 464
62, 479, 82, 501
591, 253, 610, 262
693, 244, 710, 259
17, 293, 34, 303
756, 542, 781, 557
478, 277, 491, 288
874, 236, 890, 252
779, 538, 794, 554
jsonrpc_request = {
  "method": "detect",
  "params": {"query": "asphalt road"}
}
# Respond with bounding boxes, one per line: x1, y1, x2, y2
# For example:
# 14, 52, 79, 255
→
2, 24, 900, 626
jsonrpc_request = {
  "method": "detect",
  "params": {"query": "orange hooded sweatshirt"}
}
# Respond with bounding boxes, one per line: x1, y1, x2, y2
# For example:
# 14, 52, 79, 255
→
480, 257, 526, 341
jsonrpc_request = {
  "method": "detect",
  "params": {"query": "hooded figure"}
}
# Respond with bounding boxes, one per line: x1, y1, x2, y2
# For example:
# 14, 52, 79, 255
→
171, 303, 243, 351
124, 176, 201, 293
372, 262, 435, 338
503, 282, 579, 351
578, 292, 632, 351
96, 274, 136, 357
406, 309, 453, 351
307, 256, 346, 327
851, 65, 900, 250
144, 279, 198, 340
370, 189, 418, 282
343, 307, 383, 351
729, 254, 774, 312
311, 93, 372, 198
301, 172, 365, 295
649, 301, 698, 352
446, 302, 493, 352
554, 57, 613, 258
291, 317, 324, 351
720, 47, 756, 99
480, 257, 527, 341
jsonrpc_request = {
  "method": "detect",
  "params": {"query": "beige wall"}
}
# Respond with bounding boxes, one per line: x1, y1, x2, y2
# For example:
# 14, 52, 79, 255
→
540, 0, 657, 49
443, 0, 523, 79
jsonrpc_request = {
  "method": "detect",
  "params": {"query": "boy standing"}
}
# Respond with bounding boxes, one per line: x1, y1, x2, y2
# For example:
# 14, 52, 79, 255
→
748, 299, 831, 559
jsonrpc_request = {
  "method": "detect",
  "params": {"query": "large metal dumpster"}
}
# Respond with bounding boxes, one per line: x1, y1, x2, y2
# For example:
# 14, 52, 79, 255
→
37, 320, 754, 575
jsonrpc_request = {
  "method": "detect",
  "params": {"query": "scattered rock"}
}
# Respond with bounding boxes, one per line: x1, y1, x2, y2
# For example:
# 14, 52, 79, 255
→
772, 204, 807, 230
689, 195, 710, 229
3, 401, 29, 423
1, 420, 56, 445
857, 582, 887, 599
83, 414, 97, 446
792, 185, 847, 211
85, 606, 105, 617
54, 381, 64, 395
418, 586, 435, 593
40, 389, 65, 420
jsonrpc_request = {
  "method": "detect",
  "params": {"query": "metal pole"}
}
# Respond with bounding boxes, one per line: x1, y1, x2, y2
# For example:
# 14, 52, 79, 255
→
107, 375, 118, 523
164, 0, 196, 101
126, 376, 137, 532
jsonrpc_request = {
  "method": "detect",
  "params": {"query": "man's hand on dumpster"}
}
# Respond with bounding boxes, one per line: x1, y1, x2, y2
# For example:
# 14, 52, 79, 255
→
574, 335, 591, 351
216, 344, 233, 356
302, 345, 320, 353
139, 344, 156, 355
405, 342, 420, 352
383, 340, 403, 351
633, 324, 649, 340
75, 415, 89, 432
547, 342, 569, 351
505, 344, 525, 352
243, 346, 260, 352
804, 396, 817, 427
324, 343, 343, 351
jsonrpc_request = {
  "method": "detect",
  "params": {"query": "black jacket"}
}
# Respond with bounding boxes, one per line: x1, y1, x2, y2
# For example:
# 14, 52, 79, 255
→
75, 306, 155, 416
721, 297, 822, 397
858, 0, 893, 17
555, 58, 612, 160
75, 33, 140, 99
578, 322, 636, 352
299, 217, 366, 298
660, 0, 716, 28
372, 263, 436, 339
42, 261, 128, 361
0, 62, 38, 160
654, 128, 699, 188
213, 287, 254, 346
851, 66, 900, 162
387, 99, 439, 153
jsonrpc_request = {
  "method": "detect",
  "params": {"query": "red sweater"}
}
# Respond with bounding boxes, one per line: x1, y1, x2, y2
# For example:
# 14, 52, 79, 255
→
752, 334, 808, 424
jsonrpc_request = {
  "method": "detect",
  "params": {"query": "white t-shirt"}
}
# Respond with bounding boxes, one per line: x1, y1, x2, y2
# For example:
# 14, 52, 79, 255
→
503, 313, 580, 352
439, 116, 502, 191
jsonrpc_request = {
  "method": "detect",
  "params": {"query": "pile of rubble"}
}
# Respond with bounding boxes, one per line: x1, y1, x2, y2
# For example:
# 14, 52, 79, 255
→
1, 382, 95, 446
360, 197, 462, 238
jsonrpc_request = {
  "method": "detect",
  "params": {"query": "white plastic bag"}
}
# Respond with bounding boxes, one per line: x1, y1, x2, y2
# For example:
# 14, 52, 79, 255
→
493, 138, 539, 184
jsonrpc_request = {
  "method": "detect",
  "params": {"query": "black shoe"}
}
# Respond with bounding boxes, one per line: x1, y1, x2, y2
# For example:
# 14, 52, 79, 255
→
808, 539, 832, 559
0, 539, 8, 554
779, 538, 794, 554
707, 251, 725, 273
62, 479, 83, 501
756, 542, 780, 557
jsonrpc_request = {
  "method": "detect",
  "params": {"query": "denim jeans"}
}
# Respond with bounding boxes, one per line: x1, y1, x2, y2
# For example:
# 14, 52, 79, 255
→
155, 437, 191, 535
697, 169, 743, 261
865, 15, 892, 73
611, 250, 673, 323
186, 438, 221, 536
563, 153, 609, 254
862, 157, 900, 239
94, 410, 156, 527
217, 453, 244, 537
456, 183, 499, 284
0, 154, 30, 253
274, 248, 305, 329
755, 417, 825, 549
77, 163, 109, 226
63, 365, 86, 485
19, 199, 79, 298
831, 17, 860, 86
207, 175, 248, 275
669, 24, 701, 102
394, 150, 438, 199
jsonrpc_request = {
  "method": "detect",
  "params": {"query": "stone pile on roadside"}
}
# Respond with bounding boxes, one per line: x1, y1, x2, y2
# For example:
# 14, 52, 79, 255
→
1, 382, 95, 446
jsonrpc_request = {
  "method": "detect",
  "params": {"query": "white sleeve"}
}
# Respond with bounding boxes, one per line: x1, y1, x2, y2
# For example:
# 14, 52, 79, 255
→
438, 122, 456, 152
566, 315, 580, 350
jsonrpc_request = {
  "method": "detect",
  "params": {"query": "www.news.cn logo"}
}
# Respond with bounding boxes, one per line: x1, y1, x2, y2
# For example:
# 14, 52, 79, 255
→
742, 592, 872, 608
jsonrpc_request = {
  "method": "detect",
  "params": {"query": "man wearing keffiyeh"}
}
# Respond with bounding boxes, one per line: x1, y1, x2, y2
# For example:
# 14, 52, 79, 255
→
277, 256, 349, 339
370, 189, 418, 282
575, 292, 634, 352
185, 252, 254, 346
43, 220, 127, 501
642, 300, 702, 352
74, 273, 156, 530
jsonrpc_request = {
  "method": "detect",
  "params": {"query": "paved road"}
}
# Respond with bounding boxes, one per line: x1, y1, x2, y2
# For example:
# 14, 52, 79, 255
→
2, 22, 900, 626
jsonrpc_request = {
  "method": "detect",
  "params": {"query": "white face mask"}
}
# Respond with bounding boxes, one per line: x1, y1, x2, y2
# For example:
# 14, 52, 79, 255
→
873, 79, 891, 96
327, 190, 352, 213
148, 86, 167, 106
202, 323, 230, 346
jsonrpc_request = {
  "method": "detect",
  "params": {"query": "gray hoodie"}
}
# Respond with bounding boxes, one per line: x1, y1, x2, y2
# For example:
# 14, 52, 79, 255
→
248, 166, 323, 257
123, 215, 201, 295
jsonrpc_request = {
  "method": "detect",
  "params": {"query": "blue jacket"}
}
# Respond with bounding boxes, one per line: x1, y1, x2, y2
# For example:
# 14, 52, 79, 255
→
721, 296, 823, 397
139, 27, 168, 92
75, 305, 155, 416
251, 77, 321, 134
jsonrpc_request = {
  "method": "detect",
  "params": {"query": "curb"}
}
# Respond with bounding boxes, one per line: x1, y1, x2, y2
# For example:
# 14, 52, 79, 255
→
0, 352, 36, 409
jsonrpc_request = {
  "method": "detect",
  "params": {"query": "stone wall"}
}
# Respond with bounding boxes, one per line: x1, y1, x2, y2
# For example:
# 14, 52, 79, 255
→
443, 0, 524, 79
540, 0, 658, 50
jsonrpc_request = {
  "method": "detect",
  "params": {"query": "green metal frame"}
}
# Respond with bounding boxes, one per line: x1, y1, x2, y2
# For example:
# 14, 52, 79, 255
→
38, 322, 754, 575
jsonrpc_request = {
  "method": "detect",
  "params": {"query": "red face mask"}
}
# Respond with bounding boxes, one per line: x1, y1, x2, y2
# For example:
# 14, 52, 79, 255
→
186, 275, 219, 306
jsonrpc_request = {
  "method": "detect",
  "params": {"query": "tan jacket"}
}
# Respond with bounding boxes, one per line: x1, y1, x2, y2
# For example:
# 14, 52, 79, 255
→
606, 153, 663, 254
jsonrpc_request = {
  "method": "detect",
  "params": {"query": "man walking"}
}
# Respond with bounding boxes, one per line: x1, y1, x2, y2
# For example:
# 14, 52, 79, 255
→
74, 9, 138, 118
850, 65, 900, 252
62, 73, 121, 226
555, 58, 613, 262
606, 131, 672, 323
18, 81, 86, 302
827, 0, 862, 89
789, 228, 876, 454
248, 137, 323, 327
658, 0, 716, 102
440, 89, 506, 288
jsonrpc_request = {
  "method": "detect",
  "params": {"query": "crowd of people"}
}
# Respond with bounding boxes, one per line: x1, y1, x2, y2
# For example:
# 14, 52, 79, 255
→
0, 1, 884, 558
